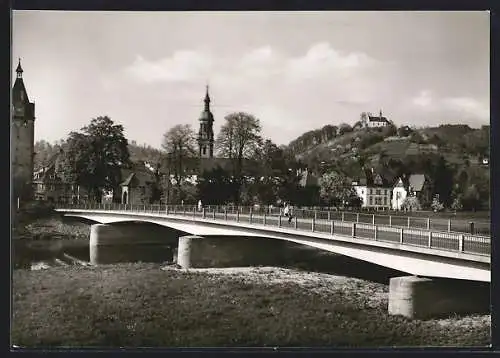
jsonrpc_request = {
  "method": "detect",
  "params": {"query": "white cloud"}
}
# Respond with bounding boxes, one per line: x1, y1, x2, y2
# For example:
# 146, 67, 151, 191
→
286, 42, 376, 81
411, 90, 489, 122
125, 50, 214, 83
442, 97, 489, 120
412, 90, 433, 107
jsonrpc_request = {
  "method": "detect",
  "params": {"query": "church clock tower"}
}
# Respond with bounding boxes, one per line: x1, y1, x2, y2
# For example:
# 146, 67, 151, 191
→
11, 59, 35, 204
197, 85, 214, 159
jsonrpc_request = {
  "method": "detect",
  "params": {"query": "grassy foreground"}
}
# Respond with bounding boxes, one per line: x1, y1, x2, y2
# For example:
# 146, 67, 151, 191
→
12, 264, 490, 348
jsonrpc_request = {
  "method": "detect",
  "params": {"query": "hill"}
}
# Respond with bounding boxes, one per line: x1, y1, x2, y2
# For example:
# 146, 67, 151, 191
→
285, 123, 490, 174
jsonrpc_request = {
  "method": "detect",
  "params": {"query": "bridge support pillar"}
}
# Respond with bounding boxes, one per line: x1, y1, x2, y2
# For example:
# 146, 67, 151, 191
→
176, 235, 289, 269
388, 276, 489, 319
89, 224, 177, 265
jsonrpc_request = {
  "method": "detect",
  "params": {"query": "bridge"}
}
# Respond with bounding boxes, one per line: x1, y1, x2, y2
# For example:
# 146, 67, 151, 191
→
55, 203, 491, 319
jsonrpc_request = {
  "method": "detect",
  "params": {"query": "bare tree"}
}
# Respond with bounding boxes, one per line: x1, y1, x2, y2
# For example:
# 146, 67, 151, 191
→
161, 124, 197, 201
216, 112, 263, 203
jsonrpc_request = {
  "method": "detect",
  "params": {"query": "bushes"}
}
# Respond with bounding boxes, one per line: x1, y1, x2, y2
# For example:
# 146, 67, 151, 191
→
16, 201, 56, 222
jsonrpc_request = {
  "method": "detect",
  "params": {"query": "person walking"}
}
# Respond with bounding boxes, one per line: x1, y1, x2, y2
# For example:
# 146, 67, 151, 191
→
198, 199, 203, 212
283, 202, 293, 224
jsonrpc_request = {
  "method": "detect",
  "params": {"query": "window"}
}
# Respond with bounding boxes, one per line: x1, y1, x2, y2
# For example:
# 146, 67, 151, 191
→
376, 189, 380, 195
384, 197, 387, 205
202, 146, 206, 155
361, 190, 364, 195
369, 197, 373, 205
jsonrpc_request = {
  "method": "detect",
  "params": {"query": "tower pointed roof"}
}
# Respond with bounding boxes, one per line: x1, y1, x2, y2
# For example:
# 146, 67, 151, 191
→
16, 58, 23, 76
199, 85, 213, 122
13, 58, 30, 104
204, 84, 211, 110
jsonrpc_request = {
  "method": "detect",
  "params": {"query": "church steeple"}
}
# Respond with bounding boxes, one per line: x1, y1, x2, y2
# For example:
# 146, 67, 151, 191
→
198, 85, 214, 159
204, 84, 211, 111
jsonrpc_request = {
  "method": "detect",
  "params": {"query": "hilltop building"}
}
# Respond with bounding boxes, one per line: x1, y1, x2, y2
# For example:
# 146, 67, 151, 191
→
360, 110, 390, 128
11, 59, 36, 207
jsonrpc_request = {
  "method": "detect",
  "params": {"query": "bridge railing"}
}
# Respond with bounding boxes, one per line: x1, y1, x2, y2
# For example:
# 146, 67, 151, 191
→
57, 203, 490, 257
201, 205, 489, 235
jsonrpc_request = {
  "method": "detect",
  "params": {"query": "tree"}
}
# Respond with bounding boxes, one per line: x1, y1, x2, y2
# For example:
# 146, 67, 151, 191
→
62, 116, 130, 202
338, 123, 353, 136
382, 121, 398, 137
250, 139, 291, 205
196, 166, 234, 205
431, 195, 444, 212
397, 125, 413, 137
401, 196, 422, 212
216, 112, 263, 204
462, 185, 481, 211
450, 195, 464, 212
319, 171, 355, 207
162, 124, 197, 203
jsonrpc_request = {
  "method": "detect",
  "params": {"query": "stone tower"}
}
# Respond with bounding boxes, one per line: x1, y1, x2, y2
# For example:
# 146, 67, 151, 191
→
197, 85, 214, 159
11, 59, 35, 205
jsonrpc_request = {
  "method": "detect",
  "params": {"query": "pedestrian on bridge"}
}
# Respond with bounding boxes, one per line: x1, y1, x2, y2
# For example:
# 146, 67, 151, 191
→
198, 200, 203, 212
283, 202, 293, 224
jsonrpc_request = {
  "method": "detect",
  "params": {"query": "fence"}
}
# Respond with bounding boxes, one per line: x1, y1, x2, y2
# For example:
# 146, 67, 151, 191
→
57, 203, 490, 257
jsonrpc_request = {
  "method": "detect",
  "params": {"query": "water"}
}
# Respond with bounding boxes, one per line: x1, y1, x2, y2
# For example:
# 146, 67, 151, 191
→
12, 239, 174, 270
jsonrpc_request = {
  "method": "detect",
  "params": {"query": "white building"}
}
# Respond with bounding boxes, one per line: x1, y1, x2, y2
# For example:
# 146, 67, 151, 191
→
352, 168, 393, 210
361, 110, 390, 128
392, 177, 407, 210
391, 174, 428, 210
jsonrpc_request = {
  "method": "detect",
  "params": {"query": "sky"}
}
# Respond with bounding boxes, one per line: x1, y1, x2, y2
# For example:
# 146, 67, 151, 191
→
12, 11, 490, 148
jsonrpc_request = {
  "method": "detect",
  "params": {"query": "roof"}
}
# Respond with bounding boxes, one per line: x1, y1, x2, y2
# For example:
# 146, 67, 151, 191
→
120, 163, 155, 187
408, 174, 426, 192
356, 168, 394, 188
368, 115, 389, 123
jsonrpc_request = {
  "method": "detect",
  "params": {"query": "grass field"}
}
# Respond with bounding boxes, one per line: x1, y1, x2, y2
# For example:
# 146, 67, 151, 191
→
12, 264, 490, 348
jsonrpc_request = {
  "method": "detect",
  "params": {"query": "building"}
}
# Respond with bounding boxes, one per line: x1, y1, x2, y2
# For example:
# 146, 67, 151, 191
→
392, 174, 430, 210
352, 168, 393, 210
11, 59, 35, 206
120, 163, 158, 205
33, 150, 91, 203
361, 110, 390, 128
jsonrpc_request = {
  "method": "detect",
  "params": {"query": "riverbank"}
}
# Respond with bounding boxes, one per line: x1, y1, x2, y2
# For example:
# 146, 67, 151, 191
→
12, 211, 91, 269
12, 263, 490, 348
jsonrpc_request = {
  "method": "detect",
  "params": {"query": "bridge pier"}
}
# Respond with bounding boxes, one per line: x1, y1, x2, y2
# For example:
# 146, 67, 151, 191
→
89, 223, 178, 265
175, 235, 289, 269
388, 276, 489, 319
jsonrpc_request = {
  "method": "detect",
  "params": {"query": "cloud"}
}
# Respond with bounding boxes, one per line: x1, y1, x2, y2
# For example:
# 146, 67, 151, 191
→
125, 42, 379, 86
412, 90, 433, 107
442, 97, 489, 120
125, 50, 214, 83
411, 90, 489, 122
286, 42, 377, 81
